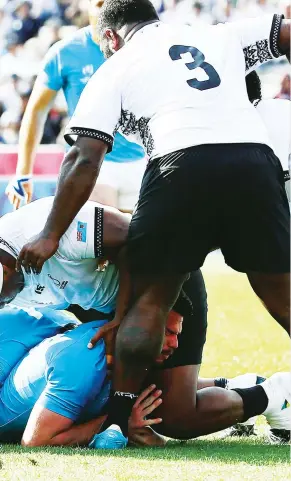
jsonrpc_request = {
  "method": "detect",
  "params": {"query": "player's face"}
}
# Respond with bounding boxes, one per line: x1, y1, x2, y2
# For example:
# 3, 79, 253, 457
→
155, 311, 183, 364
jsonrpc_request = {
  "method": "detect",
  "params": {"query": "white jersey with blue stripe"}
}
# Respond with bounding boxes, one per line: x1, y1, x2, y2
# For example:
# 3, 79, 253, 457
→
0, 197, 119, 314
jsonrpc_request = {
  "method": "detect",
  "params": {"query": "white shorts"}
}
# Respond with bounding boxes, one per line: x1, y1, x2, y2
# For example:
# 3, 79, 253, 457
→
96, 158, 147, 211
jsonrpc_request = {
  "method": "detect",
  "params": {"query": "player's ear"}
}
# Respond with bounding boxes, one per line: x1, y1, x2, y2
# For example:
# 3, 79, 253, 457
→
105, 28, 122, 52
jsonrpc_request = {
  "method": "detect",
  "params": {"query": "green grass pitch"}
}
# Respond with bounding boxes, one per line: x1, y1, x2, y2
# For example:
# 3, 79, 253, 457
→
0, 254, 289, 481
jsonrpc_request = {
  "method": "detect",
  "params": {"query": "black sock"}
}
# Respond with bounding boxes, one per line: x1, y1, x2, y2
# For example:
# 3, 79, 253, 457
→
214, 377, 228, 389
232, 385, 268, 421
102, 390, 138, 437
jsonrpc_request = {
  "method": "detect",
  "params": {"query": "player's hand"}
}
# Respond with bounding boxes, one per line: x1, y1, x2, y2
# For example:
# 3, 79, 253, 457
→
5, 176, 33, 210
16, 233, 59, 274
88, 317, 120, 353
129, 384, 163, 431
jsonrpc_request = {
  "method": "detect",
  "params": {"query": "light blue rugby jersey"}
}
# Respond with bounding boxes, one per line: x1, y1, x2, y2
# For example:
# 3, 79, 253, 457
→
40, 26, 144, 163
0, 307, 77, 387
0, 321, 110, 443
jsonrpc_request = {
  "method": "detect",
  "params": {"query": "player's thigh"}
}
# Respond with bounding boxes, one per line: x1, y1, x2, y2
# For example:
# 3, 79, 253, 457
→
219, 144, 290, 274
129, 273, 188, 322
128, 150, 214, 276
148, 365, 200, 438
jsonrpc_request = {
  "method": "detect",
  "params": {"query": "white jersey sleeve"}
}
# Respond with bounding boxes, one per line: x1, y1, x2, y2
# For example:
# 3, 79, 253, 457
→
226, 14, 285, 73
64, 59, 122, 152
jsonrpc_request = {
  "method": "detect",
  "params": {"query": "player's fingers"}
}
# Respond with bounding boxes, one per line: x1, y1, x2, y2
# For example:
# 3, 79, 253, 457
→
34, 257, 45, 274
88, 320, 120, 349
21, 261, 31, 274
17, 249, 34, 274
133, 385, 157, 408
22, 256, 33, 274
138, 389, 162, 410
88, 330, 104, 348
143, 417, 163, 426
142, 396, 163, 416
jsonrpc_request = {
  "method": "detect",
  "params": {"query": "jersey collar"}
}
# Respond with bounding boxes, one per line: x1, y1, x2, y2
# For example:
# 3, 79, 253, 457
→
124, 20, 160, 43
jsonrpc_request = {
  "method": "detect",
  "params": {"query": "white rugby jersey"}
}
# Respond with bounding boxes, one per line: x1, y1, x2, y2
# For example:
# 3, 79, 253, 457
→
255, 98, 290, 172
65, 14, 284, 159
0, 197, 119, 313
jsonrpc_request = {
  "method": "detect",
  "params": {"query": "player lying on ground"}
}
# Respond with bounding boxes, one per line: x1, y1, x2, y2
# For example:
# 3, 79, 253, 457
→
5, 0, 146, 213
0, 308, 289, 448
0, 312, 185, 447
2, 301, 289, 447
15, 0, 291, 448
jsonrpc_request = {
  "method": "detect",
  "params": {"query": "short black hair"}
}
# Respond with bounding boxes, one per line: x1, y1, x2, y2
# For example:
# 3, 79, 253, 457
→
98, 0, 159, 33
246, 71, 262, 103
172, 289, 193, 318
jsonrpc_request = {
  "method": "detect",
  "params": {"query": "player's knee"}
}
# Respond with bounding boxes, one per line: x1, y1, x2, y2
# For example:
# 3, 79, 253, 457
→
117, 304, 165, 364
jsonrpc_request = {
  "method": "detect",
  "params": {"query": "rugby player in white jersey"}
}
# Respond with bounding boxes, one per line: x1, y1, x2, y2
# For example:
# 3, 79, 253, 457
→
16, 0, 290, 448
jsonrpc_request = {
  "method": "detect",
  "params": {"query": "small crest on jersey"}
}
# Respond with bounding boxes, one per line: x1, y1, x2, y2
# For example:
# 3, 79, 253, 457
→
77, 221, 87, 242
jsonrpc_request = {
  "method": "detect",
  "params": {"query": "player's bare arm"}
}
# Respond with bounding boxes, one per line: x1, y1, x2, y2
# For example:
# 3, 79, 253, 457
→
21, 385, 162, 447
6, 80, 57, 210
22, 404, 106, 447
279, 19, 291, 61
16, 137, 108, 274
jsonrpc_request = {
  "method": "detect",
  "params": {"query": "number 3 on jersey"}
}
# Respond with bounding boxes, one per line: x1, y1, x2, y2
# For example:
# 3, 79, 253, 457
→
169, 45, 221, 91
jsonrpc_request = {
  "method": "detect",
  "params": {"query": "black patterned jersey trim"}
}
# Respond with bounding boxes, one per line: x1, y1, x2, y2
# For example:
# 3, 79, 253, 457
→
64, 128, 114, 152
114, 110, 155, 157
270, 14, 284, 58
243, 14, 284, 72
94, 207, 104, 259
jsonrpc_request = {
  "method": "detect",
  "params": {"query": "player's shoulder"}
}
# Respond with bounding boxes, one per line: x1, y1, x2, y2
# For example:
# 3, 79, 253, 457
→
50, 322, 106, 358
47, 323, 107, 378
44, 27, 96, 60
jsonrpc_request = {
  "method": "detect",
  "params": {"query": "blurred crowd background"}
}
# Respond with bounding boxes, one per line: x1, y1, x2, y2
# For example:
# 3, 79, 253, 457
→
0, 0, 290, 145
